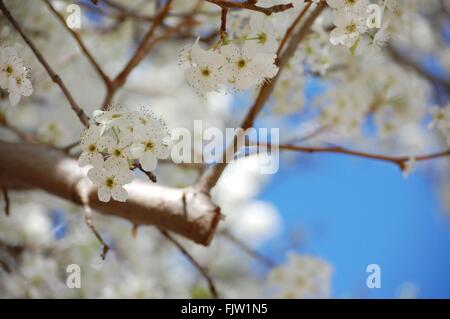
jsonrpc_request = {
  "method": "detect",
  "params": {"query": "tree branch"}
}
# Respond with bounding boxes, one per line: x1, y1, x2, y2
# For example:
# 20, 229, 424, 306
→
160, 230, 219, 298
275, 143, 450, 170
196, 2, 326, 193
44, 0, 112, 86
100, 0, 203, 110
1, 187, 10, 216
205, 0, 294, 15
387, 44, 450, 93
221, 229, 276, 268
0, 141, 222, 246
0, 0, 90, 127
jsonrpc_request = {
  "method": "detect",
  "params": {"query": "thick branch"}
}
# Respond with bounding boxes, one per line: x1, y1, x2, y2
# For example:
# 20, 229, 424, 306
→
0, 141, 222, 246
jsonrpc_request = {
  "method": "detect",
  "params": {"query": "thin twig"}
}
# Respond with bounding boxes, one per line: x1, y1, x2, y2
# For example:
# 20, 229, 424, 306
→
0, 122, 39, 144
136, 164, 157, 183
219, 7, 228, 40
44, 0, 112, 86
1, 188, 10, 216
84, 203, 110, 260
0, 0, 90, 127
160, 230, 219, 299
285, 125, 329, 144
387, 45, 450, 93
273, 143, 450, 171
221, 230, 276, 268
60, 140, 80, 153
102, 0, 176, 110
276, 1, 312, 56
205, 0, 293, 15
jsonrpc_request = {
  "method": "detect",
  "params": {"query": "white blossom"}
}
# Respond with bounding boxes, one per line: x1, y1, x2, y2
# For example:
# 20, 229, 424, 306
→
220, 43, 279, 90
0, 45, 33, 106
330, 9, 368, 48
87, 157, 134, 202
130, 120, 169, 172
268, 254, 333, 299
79, 125, 112, 167
184, 44, 226, 94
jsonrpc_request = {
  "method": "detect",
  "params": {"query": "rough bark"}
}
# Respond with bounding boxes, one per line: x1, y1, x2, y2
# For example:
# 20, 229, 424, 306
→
0, 141, 222, 246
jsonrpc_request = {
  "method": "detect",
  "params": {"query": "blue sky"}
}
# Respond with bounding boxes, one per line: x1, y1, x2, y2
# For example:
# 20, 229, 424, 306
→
259, 153, 450, 298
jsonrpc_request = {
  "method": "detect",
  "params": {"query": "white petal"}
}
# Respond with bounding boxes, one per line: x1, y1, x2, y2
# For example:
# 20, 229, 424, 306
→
87, 167, 105, 184
98, 186, 112, 202
111, 186, 128, 202
220, 44, 240, 61
19, 77, 33, 96
104, 156, 128, 172
78, 152, 90, 167
130, 142, 145, 159
115, 167, 134, 184
140, 153, 157, 171
8, 90, 20, 106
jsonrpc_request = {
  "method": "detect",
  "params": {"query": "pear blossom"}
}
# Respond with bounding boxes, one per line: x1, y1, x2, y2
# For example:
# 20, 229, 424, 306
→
330, 10, 368, 48
428, 106, 450, 132
428, 105, 450, 145
247, 15, 279, 54
79, 106, 171, 201
184, 44, 226, 94
87, 157, 134, 202
105, 129, 134, 168
0, 45, 33, 106
130, 120, 169, 172
326, 0, 370, 15
359, 21, 391, 57
220, 43, 279, 90
92, 106, 130, 134
268, 254, 332, 299
402, 157, 416, 178
79, 125, 113, 167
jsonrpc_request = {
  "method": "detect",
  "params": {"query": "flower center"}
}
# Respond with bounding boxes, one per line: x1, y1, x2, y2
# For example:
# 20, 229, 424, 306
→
111, 113, 122, 119
346, 23, 357, 33
16, 77, 22, 85
139, 116, 147, 125
105, 177, 115, 188
113, 149, 122, 157
201, 68, 211, 77
237, 59, 246, 69
6, 65, 13, 75
257, 32, 267, 44
88, 144, 97, 152
145, 141, 154, 151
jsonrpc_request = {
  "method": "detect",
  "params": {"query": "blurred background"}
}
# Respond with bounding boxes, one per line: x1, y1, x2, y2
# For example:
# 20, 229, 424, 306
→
1, 0, 450, 298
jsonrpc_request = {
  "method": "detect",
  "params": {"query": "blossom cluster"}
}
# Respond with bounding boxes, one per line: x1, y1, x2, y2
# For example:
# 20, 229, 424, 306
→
79, 106, 170, 202
429, 105, 450, 146
0, 45, 33, 106
327, 0, 392, 54
179, 13, 280, 95
268, 253, 333, 299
